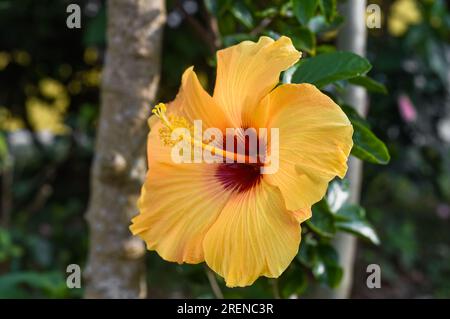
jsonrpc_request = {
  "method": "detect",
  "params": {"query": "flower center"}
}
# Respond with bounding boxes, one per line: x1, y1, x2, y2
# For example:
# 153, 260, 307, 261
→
215, 163, 262, 193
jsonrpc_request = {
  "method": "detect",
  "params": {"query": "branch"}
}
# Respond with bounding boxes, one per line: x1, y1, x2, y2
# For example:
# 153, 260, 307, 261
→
205, 266, 224, 299
176, 1, 218, 54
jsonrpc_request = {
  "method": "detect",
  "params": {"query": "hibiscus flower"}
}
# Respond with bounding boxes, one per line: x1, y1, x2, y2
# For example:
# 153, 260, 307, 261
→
130, 36, 353, 287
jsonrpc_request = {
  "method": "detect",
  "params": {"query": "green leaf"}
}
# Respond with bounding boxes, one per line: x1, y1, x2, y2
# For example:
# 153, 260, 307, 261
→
290, 27, 316, 54
336, 219, 380, 245
204, 0, 232, 16
348, 76, 387, 94
326, 180, 350, 212
297, 235, 317, 267
336, 205, 380, 245
316, 44, 336, 54
310, 244, 343, 288
280, 265, 308, 297
222, 33, 255, 47
351, 121, 390, 165
0, 272, 69, 298
230, 1, 254, 29
204, 0, 219, 15
340, 104, 390, 164
306, 199, 336, 237
0, 134, 7, 169
83, 6, 106, 46
340, 104, 370, 127
292, 51, 372, 88
298, 238, 343, 288
308, 14, 344, 34
318, 0, 337, 22
335, 204, 365, 221
218, 12, 236, 35
292, 0, 319, 25
255, 7, 278, 18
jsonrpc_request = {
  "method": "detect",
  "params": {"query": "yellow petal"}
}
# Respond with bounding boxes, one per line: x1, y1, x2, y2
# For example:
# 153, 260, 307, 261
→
146, 120, 172, 167
176, 66, 231, 130
130, 162, 233, 264
203, 180, 301, 287
264, 84, 353, 211
213, 36, 301, 127
293, 207, 312, 223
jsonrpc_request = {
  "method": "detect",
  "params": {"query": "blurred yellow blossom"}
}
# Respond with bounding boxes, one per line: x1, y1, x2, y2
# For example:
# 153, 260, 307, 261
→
0, 52, 11, 71
58, 64, 73, 79
84, 47, 99, 65
0, 107, 24, 131
68, 80, 82, 95
82, 68, 101, 87
388, 0, 422, 37
26, 78, 70, 134
13, 50, 31, 66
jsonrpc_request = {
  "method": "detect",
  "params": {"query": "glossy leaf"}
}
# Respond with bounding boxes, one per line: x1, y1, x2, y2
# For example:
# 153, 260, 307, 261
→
341, 105, 390, 164
336, 205, 380, 245
306, 199, 336, 238
341, 104, 370, 127
326, 180, 350, 212
336, 219, 380, 245
318, 0, 337, 22
292, 0, 319, 25
335, 204, 365, 221
307, 14, 344, 34
297, 235, 317, 267
230, 1, 254, 29
280, 265, 308, 297
292, 51, 372, 88
351, 121, 391, 165
348, 76, 388, 94
301, 242, 343, 288
290, 27, 316, 54
316, 244, 343, 287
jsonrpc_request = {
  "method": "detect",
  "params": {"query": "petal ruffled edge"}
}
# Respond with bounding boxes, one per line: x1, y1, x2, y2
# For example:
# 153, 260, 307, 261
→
213, 36, 301, 127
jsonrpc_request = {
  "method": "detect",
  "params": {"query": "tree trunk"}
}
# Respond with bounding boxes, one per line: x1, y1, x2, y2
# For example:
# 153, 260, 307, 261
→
312, 0, 368, 299
84, 0, 165, 299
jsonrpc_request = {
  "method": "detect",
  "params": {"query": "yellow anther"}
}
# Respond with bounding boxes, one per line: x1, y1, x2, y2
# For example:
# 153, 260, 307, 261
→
151, 103, 192, 146
152, 102, 167, 117
151, 102, 174, 130
158, 114, 193, 146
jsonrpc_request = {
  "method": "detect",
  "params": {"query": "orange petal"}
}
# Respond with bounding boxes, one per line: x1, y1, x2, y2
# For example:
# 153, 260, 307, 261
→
264, 84, 353, 211
293, 207, 312, 223
213, 36, 301, 127
130, 162, 233, 264
203, 180, 301, 287
175, 66, 231, 130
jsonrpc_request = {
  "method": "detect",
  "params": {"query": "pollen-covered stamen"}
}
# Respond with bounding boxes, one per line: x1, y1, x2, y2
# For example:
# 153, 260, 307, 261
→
152, 103, 192, 146
151, 103, 253, 163
152, 102, 169, 126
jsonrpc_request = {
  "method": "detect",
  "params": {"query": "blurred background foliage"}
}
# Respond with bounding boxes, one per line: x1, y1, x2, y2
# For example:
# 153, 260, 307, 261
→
0, 0, 449, 298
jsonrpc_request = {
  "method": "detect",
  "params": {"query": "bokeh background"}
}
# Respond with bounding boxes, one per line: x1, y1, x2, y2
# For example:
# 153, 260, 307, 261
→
0, 0, 449, 298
